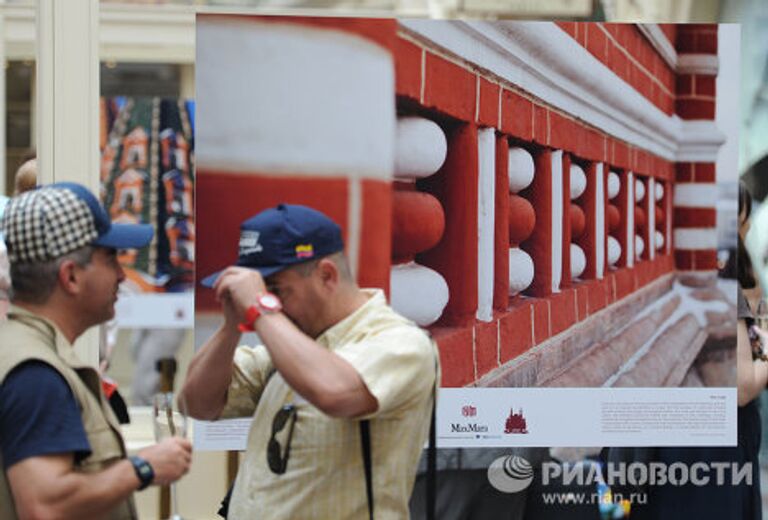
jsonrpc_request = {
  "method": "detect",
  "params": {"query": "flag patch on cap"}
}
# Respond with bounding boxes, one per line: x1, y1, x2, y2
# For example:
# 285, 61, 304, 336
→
295, 244, 314, 258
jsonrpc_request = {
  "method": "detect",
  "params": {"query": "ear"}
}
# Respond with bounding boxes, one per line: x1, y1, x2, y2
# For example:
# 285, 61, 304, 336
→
57, 259, 82, 296
316, 258, 339, 288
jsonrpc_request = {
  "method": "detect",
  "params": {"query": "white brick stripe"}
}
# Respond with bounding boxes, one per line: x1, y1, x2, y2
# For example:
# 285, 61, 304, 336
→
674, 183, 717, 208
674, 228, 718, 250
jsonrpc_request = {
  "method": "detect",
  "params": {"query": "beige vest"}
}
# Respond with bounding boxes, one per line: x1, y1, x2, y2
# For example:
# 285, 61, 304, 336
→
0, 306, 137, 519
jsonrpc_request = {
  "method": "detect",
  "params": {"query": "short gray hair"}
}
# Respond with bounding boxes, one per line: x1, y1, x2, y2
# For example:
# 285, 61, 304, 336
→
291, 251, 353, 281
10, 245, 95, 304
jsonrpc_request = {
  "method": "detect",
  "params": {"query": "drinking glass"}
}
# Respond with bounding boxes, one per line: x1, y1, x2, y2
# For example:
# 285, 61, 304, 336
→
152, 392, 187, 520
756, 299, 768, 330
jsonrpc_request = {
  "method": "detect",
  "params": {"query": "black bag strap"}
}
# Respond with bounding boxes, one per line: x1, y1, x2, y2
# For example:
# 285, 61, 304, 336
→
360, 419, 374, 520
427, 382, 437, 520
426, 353, 438, 520
360, 343, 439, 520
360, 401, 436, 520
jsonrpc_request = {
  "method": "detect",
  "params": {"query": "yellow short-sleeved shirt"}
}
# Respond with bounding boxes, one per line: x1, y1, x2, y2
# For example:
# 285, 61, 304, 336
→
220, 289, 438, 519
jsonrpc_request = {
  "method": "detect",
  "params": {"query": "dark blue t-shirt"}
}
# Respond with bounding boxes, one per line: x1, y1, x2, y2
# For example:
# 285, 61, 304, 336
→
0, 361, 91, 469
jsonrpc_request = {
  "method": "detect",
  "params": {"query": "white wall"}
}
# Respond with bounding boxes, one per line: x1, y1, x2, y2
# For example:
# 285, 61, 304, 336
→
716, 24, 740, 181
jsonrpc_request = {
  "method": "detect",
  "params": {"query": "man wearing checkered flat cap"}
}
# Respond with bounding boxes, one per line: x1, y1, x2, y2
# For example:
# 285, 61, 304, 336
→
181, 204, 439, 520
0, 182, 192, 519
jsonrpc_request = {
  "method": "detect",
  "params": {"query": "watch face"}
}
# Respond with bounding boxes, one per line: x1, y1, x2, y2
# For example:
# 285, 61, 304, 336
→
260, 293, 282, 311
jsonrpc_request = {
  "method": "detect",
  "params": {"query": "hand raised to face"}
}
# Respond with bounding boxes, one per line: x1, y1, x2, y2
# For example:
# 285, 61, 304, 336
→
213, 267, 267, 324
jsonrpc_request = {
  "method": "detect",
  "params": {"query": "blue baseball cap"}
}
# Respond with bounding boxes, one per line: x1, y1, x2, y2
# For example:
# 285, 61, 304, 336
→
200, 204, 344, 288
1, 181, 153, 263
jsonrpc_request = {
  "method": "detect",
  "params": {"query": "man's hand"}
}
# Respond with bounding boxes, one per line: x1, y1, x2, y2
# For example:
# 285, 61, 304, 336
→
214, 267, 267, 323
752, 325, 768, 343
181, 268, 262, 421
138, 437, 192, 486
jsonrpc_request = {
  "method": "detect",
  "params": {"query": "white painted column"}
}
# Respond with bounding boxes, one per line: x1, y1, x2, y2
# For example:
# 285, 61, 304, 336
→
37, 0, 99, 186
666, 183, 673, 256
551, 150, 563, 293
29, 68, 36, 151
477, 127, 495, 322
595, 162, 605, 279
626, 171, 635, 267
37, 0, 100, 364
0, 6, 6, 191
647, 177, 655, 260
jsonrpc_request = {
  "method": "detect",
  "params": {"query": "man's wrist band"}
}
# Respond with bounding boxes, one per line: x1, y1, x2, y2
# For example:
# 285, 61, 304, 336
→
238, 305, 261, 332
238, 293, 283, 332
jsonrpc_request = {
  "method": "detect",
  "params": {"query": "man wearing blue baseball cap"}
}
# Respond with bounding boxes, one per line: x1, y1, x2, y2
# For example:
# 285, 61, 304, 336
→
0, 182, 192, 519
182, 204, 439, 519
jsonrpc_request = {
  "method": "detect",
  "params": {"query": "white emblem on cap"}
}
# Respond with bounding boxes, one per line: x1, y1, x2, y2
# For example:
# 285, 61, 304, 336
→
239, 231, 263, 255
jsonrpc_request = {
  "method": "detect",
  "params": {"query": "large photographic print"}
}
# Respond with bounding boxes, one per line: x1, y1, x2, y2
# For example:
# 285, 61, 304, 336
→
194, 16, 738, 447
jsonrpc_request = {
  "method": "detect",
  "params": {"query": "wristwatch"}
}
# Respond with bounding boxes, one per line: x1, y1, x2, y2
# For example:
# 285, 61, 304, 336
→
129, 455, 154, 490
238, 292, 283, 332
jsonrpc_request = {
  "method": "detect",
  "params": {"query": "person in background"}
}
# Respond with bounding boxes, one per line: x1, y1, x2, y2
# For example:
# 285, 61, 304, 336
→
13, 158, 37, 196
0, 182, 191, 519
733, 180, 767, 520
0, 157, 39, 321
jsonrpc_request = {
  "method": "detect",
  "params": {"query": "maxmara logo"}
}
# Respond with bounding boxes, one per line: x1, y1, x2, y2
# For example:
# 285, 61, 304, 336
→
451, 423, 489, 433
453, 404, 487, 433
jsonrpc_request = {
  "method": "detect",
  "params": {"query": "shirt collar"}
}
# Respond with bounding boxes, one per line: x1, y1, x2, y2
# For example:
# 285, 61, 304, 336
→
317, 289, 386, 349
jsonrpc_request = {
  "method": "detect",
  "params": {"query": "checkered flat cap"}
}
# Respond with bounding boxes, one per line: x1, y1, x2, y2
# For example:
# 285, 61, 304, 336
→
1, 182, 153, 264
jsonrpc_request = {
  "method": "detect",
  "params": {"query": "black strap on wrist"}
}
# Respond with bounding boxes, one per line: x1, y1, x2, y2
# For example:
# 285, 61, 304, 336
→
129, 455, 154, 490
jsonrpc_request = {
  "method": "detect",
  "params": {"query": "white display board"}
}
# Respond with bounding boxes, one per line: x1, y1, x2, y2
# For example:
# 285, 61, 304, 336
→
115, 293, 194, 329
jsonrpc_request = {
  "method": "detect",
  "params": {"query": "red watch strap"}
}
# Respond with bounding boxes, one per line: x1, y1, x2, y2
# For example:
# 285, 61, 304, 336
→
238, 305, 261, 332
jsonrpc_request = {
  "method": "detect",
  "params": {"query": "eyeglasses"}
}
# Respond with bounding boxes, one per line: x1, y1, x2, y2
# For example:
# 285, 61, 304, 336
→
267, 404, 297, 474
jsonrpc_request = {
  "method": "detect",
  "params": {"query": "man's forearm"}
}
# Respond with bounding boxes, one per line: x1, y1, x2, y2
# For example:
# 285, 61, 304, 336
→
255, 313, 376, 417
180, 323, 241, 420
10, 457, 140, 520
